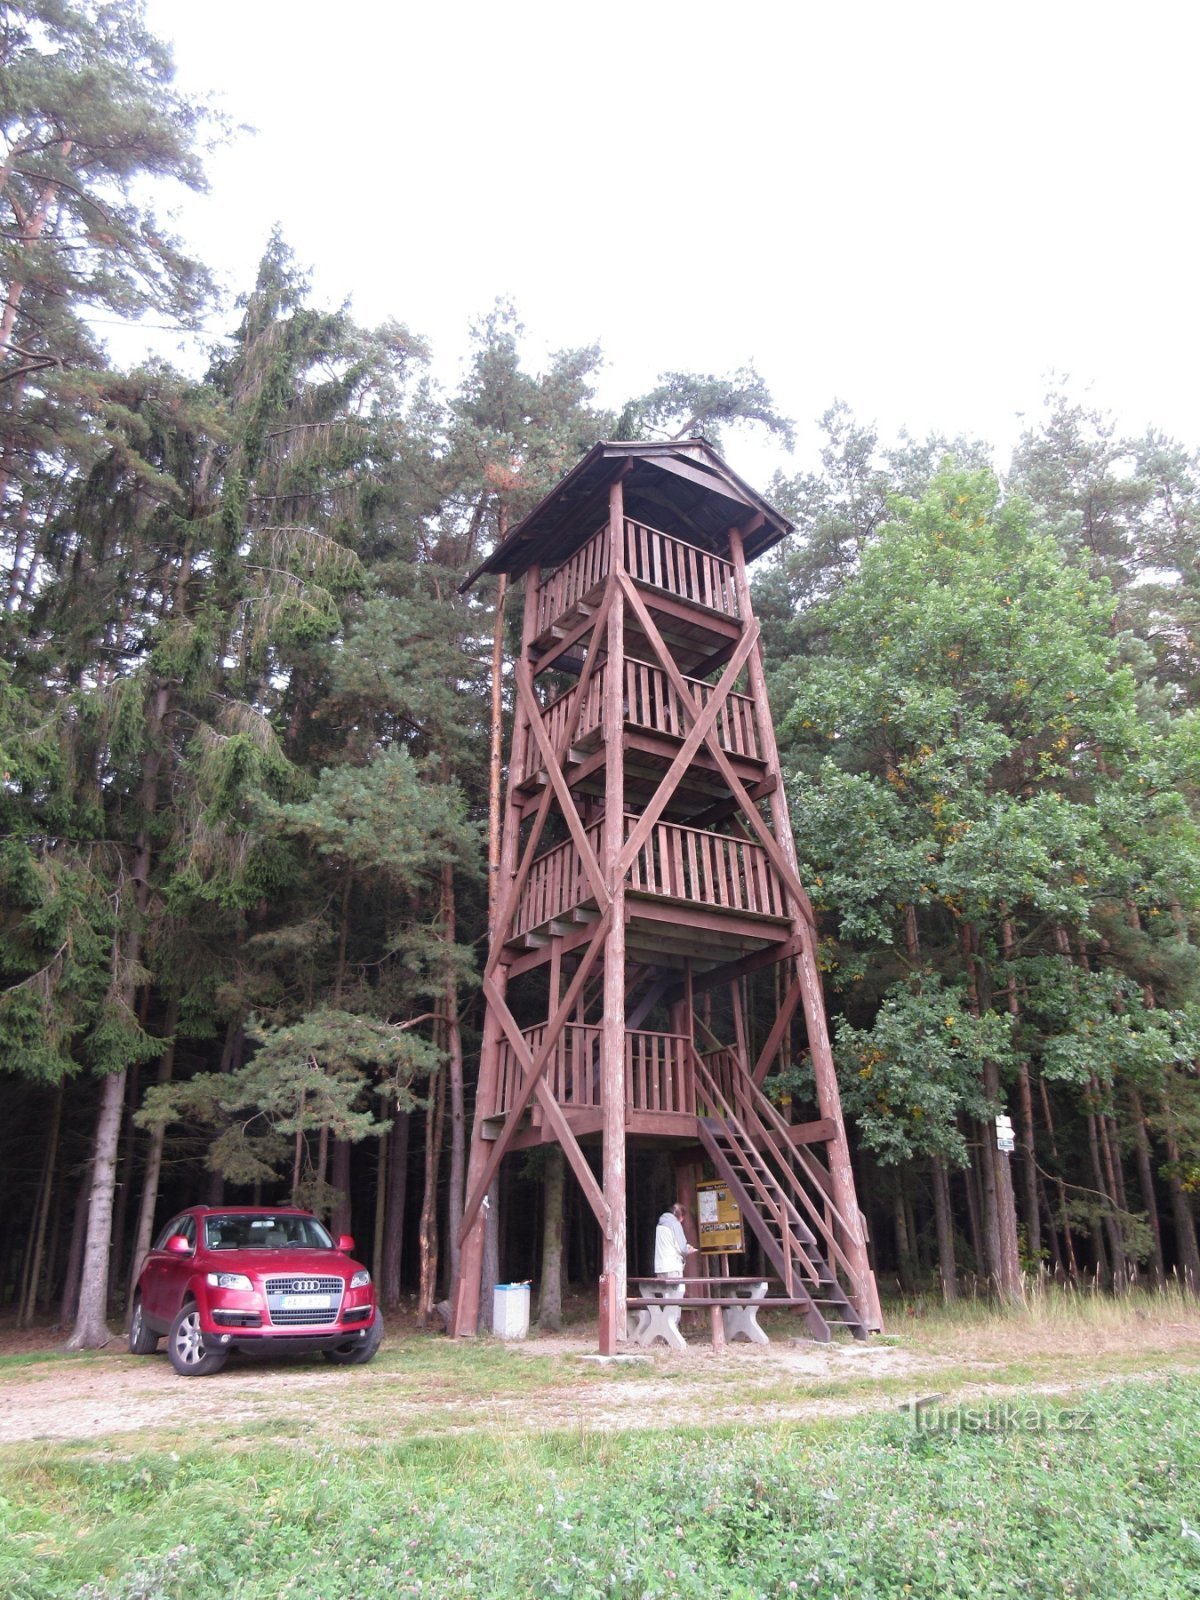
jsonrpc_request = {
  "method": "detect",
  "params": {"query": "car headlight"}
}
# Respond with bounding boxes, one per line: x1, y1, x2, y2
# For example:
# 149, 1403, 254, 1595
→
207, 1272, 253, 1291
349, 1270, 371, 1288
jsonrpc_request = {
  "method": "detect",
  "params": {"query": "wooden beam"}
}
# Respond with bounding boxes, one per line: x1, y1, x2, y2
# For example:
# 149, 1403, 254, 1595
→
530, 606, 600, 676
752, 976, 803, 1087
684, 775, 777, 831
684, 934, 804, 996
506, 918, 595, 978
601, 476, 629, 1338
627, 977, 669, 1032
625, 583, 741, 647
787, 1118, 837, 1147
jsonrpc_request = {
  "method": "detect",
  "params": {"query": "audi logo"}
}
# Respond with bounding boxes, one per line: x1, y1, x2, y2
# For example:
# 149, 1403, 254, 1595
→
291, 1279, 321, 1292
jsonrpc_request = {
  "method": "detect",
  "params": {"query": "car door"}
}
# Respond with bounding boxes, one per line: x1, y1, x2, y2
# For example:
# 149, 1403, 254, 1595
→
145, 1214, 195, 1325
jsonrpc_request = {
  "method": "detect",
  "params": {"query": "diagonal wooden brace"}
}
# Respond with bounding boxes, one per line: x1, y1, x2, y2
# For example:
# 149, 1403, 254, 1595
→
616, 571, 817, 927
486, 585, 614, 976
752, 975, 803, 1087
459, 904, 612, 1242
516, 667, 609, 910
617, 613, 761, 877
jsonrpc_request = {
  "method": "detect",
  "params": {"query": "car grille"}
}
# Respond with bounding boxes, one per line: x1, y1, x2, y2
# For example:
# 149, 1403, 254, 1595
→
263, 1274, 345, 1327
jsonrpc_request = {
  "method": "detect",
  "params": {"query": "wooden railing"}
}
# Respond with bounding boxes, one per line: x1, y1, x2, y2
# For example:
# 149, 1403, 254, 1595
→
535, 524, 607, 636
534, 519, 741, 639
494, 1022, 601, 1116
509, 817, 785, 941
493, 1023, 692, 1117
623, 519, 739, 618
515, 657, 761, 785
509, 823, 601, 939
625, 820, 785, 918
697, 1047, 749, 1122
619, 657, 759, 759
626, 1030, 693, 1114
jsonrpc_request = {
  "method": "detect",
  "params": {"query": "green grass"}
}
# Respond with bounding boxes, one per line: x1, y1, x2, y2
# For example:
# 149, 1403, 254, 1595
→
0, 1348, 109, 1375
3, 1378, 1200, 1598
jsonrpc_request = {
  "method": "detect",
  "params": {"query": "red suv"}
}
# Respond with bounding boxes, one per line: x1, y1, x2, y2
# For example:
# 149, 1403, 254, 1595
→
129, 1206, 383, 1376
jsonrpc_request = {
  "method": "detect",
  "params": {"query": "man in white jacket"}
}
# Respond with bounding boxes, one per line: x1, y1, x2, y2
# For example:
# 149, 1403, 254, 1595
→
654, 1202, 698, 1278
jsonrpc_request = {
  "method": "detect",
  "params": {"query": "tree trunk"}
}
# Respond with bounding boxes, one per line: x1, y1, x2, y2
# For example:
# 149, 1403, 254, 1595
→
1086, 1081, 1126, 1286
1162, 1109, 1200, 1293
1092, 1207, 1110, 1284
1036, 1169, 1065, 1277
930, 1157, 958, 1302
1130, 1088, 1166, 1289
372, 1127, 387, 1285
107, 1056, 142, 1316
70, 677, 179, 1346
537, 1146, 565, 1330
207, 1018, 245, 1209
960, 1139, 985, 1278
441, 859, 465, 1295
416, 1069, 446, 1324
330, 1140, 351, 1239
961, 924, 1022, 1301
1000, 919, 1041, 1264
315, 1121, 329, 1204
1038, 1076, 1080, 1279
18, 1082, 62, 1328
381, 1110, 410, 1311
892, 1179, 915, 1293
59, 1164, 91, 1328
127, 1005, 178, 1313
65, 1064, 127, 1348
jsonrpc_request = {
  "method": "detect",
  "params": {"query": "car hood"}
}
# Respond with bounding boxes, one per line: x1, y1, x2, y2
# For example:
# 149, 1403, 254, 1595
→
209, 1250, 361, 1276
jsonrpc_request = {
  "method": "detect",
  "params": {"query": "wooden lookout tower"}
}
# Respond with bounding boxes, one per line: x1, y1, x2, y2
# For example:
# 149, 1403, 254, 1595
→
452, 440, 882, 1349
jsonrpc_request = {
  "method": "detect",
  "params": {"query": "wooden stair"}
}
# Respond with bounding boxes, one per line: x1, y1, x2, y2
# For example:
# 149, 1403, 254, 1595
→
692, 1052, 868, 1342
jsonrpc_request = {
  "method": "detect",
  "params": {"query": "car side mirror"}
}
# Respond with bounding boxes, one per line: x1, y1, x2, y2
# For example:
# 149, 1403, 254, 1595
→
337, 1234, 355, 1253
166, 1234, 192, 1255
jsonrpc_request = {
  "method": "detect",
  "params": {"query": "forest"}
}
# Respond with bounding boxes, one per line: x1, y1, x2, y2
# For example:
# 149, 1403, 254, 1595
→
1, 1, 1198, 1349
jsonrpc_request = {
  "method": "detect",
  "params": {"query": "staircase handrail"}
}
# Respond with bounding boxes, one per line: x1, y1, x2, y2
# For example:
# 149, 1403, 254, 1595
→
692, 1049, 805, 1294
695, 1042, 861, 1290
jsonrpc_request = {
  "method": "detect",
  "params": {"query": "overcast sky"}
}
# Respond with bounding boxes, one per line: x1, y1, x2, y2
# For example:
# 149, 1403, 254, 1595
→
138, 0, 1199, 487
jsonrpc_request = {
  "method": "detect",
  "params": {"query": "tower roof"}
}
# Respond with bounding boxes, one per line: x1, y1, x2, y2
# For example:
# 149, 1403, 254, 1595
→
461, 438, 793, 592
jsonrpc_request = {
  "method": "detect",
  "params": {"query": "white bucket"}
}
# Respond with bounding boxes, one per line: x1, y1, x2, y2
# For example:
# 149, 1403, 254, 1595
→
492, 1282, 530, 1339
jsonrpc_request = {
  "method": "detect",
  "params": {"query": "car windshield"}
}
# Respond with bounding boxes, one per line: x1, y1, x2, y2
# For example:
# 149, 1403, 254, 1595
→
204, 1214, 334, 1251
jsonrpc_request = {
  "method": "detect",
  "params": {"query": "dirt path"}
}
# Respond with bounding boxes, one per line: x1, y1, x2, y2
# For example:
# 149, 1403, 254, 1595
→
4, 1322, 1198, 1447
0, 1337, 912, 1445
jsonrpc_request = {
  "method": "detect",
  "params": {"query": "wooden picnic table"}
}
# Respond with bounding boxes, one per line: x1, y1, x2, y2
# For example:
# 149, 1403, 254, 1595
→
627, 1276, 774, 1351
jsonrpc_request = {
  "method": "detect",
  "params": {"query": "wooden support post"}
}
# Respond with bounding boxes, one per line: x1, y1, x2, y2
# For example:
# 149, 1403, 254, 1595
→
452, 568, 541, 1338
598, 1271, 618, 1355
710, 1304, 727, 1353
728, 524, 882, 1333
600, 474, 628, 1342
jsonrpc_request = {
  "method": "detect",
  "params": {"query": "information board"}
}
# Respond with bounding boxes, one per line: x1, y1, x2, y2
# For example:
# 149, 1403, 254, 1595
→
697, 1179, 744, 1254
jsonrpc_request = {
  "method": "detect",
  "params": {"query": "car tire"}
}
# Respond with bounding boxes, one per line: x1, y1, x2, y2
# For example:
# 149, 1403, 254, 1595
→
128, 1296, 160, 1355
322, 1311, 384, 1366
167, 1303, 227, 1377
